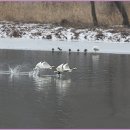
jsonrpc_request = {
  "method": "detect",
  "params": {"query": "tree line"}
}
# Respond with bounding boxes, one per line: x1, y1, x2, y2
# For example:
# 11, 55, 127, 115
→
90, 1, 129, 26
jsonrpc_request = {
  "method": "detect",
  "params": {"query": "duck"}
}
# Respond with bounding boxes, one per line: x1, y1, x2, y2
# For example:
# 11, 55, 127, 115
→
57, 47, 62, 52
69, 49, 71, 54
77, 49, 80, 52
84, 49, 87, 54
93, 46, 99, 53
52, 48, 54, 53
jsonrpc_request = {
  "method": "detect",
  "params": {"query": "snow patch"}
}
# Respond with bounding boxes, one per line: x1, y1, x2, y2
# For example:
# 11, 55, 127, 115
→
0, 38, 130, 54
0, 21, 129, 42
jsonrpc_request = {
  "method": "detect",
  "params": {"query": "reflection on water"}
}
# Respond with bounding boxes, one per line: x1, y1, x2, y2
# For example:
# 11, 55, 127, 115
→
0, 50, 130, 128
33, 75, 71, 100
33, 76, 53, 91
91, 54, 100, 72
55, 78, 71, 100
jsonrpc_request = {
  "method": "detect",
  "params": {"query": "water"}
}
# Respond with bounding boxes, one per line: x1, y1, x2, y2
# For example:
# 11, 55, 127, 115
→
0, 49, 130, 128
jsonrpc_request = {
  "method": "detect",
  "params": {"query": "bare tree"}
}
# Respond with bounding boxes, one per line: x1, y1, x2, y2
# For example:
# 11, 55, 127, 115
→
114, 1, 129, 26
90, 1, 98, 26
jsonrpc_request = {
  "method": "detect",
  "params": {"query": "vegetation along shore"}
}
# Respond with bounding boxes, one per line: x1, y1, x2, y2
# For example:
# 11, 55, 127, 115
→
0, 2, 129, 42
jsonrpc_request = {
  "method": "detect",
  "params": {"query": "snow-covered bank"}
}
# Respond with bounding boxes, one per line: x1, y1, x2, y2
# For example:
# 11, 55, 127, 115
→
0, 38, 130, 54
0, 21, 130, 42
0, 21, 130, 54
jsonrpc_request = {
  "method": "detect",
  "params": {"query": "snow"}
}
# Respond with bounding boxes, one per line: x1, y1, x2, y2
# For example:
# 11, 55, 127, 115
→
0, 38, 130, 54
0, 21, 130, 42
0, 21, 130, 54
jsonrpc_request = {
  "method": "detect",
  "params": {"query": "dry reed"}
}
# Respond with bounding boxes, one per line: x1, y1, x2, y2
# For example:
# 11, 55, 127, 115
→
0, 2, 129, 27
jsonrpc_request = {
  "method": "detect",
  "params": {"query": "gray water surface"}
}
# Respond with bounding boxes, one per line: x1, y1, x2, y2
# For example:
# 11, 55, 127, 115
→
0, 50, 130, 128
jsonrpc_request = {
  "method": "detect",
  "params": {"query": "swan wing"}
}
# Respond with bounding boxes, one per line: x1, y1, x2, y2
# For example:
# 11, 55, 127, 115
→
42, 61, 51, 69
56, 64, 64, 72
63, 63, 70, 71
36, 62, 41, 67
35, 62, 42, 69
39, 62, 45, 69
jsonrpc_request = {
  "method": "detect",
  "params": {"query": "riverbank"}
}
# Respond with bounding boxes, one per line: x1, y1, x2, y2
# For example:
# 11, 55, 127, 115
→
0, 38, 130, 54
0, 21, 130, 42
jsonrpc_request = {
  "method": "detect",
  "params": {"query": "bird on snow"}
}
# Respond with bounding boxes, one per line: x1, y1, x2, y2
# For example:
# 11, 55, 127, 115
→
93, 46, 99, 53
57, 47, 62, 52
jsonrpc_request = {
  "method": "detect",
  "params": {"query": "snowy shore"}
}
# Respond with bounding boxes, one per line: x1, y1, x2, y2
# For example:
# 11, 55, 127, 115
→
0, 21, 130, 54
0, 21, 130, 42
0, 38, 130, 54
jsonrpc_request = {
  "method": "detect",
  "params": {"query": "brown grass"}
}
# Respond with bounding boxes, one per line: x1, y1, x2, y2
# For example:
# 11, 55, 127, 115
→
0, 2, 129, 27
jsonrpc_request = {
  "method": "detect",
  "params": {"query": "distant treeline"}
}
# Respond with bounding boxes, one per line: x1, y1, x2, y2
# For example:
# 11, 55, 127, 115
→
0, 2, 129, 27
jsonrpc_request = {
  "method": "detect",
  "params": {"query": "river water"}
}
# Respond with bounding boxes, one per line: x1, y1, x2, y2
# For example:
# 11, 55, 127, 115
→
0, 49, 130, 128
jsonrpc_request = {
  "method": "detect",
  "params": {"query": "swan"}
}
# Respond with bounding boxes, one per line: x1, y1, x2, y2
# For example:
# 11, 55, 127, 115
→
54, 63, 77, 77
42, 61, 55, 69
35, 61, 43, 69
55, 63, 64, 72
33, 61, 55, 76
63, 63, 77, 72
34, 61, 55, 70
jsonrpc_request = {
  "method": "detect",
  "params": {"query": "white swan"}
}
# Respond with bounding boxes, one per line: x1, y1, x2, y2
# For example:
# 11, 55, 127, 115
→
63, 63, 77, 72
33, 61, 55, 76
54, 63, 77, 77
55, 63, 64, 72
35, 61, 43, 69
34, 61, 55, 70
42, 61, 55, 69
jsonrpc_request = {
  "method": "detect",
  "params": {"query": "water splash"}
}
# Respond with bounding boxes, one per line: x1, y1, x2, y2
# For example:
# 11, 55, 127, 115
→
8, 65, 39, 76
9, 65, 22, 75
0, 63, 58, 78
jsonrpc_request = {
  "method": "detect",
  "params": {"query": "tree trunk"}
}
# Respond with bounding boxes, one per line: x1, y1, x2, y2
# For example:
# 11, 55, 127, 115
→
114, 1, 129, 26
90, 1, 98, 26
